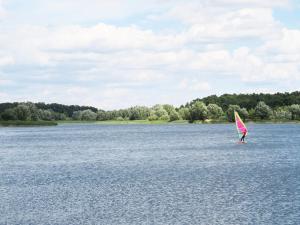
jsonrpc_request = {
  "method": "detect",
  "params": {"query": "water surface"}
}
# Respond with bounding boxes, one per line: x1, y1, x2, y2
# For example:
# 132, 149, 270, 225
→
0, 124, 299, 224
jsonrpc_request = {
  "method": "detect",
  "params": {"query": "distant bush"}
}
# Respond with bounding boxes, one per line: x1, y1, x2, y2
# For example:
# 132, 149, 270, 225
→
254, 101, 273, 120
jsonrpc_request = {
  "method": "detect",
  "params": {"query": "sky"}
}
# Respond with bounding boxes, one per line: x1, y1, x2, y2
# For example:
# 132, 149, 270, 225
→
0, 0, 300, 109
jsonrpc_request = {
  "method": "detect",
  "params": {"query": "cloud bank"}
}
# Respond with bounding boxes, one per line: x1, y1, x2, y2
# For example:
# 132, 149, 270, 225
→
0, 0, 299, 109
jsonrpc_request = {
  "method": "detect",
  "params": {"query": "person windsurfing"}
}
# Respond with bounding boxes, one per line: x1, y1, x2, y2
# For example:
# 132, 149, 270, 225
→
240, 130, 247, 143
234, 111, 248, 143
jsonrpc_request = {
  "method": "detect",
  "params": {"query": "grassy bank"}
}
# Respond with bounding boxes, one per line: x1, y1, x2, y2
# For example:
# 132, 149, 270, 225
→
1, 119, 297, 127
57, 119, 300, 125
57, 119, 189, 125
247, 119, 300, 124
0, 120, 58, 126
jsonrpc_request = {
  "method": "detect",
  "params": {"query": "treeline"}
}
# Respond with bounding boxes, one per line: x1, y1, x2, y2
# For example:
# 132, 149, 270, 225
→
0, 102, 97, 118
190, 91, 300, 110
0, 92, 300, 123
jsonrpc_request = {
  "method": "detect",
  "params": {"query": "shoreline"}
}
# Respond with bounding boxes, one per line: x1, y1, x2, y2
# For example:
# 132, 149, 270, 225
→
57, 119, 300, 125
0, 120, 58, 127
0, 119, 299, 127
57, 120, 189, 125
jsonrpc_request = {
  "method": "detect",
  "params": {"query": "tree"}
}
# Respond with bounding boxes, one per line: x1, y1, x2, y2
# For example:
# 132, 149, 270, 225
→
97, 110, 108, 121
53, 112, 67, 120
1, 108, 17, 120
169, 110, 180, 121
288, 104, 300, 120
72, 111, 82, 120
254, 101, 273, 120
189, 101, 208, 122
178, 107, 191, 120
39, 109, 54, 121
151, 105, 169, 120
193, 91, 300, 111
81, 109, 97, 121
24, 102, 40, 120
161, 104, 180, 121
239, 108, 249, 120
15, 104, 31, 120
128, 106, 150, 120
116, 116, 124, 121
248, 108, 256, 120
117, 109, 130, 119
104, 111, 114, 120
273, 107, 292, 120
226, 105, 248, 122
160, 114, 170, 121
162, 104, 175, 115
207, 104, 223, 119
148, 111, 158, 121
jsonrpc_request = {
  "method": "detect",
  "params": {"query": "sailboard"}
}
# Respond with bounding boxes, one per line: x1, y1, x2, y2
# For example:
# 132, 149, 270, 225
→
234, 111, 248, 142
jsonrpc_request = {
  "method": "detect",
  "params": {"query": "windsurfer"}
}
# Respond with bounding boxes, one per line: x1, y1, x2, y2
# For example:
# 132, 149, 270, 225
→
234, 111, 248, 143
240, 131, 247, 143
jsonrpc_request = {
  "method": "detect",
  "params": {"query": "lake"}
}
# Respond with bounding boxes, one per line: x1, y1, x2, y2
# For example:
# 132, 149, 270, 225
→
0, 124, 299, 225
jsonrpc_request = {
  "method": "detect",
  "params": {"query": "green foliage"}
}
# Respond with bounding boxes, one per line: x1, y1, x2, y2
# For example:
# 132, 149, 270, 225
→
160, 114, 170, 121
146, 105, 180, 121
1, 108, 17, 120
207, 104, 223, 119
226, 105, 248, 122
53, 112, 67, 120
169, 110, 180, 122
39, 109, 54, 121
97, 110, 110, 121
149, 105, 169, 120
248, 108, 256, 120
288, 104, 300, 120
26, 102, 40, 121
35, 102, 98, 117
178, 107, 191, 120
72, 111, 82, 120
162, 104, 180, 121
81, 109, 97, 121
1, 91, 300, 123
189, 101, 208, 122
254, 101, 273, 120
239, 108, 249, 120
71, 109, 97, 121
148, 114, 158, 121
14, 104, 31, 120
162, 104, 175, 115
273, 107, 292, 120
190, 91, 300, 111
152, 105, 168, 118
128, 106, 150, 120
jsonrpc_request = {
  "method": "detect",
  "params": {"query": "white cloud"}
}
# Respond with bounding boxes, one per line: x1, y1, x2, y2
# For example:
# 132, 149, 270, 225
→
164, 3, 283, 42
191, 82, 211, 92
179, 79, 211, 92
0, 0, 299, 108
46, 23, 183, 52
33, 0, 167, 24
209, 0, 290, 8
261, 28, 300, 54
0, 91, 8, 99
0, 56, 14, 66
0, 0, 6, 19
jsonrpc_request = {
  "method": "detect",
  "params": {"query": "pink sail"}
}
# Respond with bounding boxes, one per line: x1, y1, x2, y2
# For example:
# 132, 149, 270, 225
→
234, 111, 248, 137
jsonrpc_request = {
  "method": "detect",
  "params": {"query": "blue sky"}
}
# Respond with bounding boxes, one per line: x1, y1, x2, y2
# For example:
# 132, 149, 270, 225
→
0, 0, 300, 109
